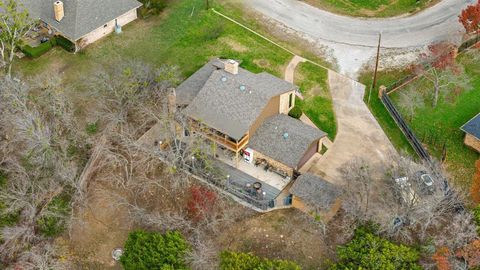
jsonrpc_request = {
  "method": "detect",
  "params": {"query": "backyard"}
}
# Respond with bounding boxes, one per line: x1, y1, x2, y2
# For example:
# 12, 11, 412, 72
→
360, 48, 480, 190
302, 0, 439, 17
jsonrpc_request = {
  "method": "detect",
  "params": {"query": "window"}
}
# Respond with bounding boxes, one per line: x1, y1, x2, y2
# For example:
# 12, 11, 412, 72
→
104, 24, 108, 28
289, 93, 294, 108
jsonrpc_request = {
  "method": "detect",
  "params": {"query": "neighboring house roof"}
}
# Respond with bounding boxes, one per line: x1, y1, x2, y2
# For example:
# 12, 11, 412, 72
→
461, 113, 480, 140
182, 59, 297, 141
19, 0, 142, 41
249, 114, 327, 168
290, 173, 341, 209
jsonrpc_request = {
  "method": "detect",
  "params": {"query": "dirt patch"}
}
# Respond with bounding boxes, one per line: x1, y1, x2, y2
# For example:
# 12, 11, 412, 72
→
219, 37, 249, 52
253, 58, 271, 69
215, 209, 337, 269
67, 181, 133, 269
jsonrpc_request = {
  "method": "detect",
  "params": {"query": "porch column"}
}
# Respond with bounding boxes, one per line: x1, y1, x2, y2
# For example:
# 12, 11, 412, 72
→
235, 151, 239, 168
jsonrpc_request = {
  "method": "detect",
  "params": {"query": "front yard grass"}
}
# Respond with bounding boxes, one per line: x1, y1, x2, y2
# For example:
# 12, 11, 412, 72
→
303, 0, 439, 17
295, 62, 337, 139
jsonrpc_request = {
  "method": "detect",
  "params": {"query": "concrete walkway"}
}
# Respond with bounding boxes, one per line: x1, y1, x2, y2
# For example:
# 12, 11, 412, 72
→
308, 71, 397, 183
285, 55, 306, 83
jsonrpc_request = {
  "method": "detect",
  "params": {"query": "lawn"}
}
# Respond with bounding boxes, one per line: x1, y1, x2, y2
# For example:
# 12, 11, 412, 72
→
303, 0, 439, 17
295, 62, 337, 139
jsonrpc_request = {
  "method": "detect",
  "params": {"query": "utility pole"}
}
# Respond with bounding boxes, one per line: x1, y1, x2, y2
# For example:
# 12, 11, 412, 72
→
368, 32, 382, 105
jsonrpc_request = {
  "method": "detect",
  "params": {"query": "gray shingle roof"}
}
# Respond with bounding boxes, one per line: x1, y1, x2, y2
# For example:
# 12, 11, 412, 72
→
249, 114, 327, 168
19, 0, 142, 41
183, 59, 297, 140
290, 173, 341, 209
176, 59, 224, 105
461, 113, 480, 140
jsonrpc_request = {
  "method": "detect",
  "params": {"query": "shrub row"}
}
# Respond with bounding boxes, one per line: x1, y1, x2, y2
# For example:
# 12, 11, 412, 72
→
21, 35, 75, 58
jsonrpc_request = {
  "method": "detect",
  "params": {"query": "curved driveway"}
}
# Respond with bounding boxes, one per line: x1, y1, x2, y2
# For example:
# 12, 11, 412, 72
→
246, 0, 474, 76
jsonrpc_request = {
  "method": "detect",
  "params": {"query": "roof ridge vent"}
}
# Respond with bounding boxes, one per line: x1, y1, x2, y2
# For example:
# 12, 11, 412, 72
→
221, 76, 227, 82
239, 85, 246, 91
283, 132, 289, 139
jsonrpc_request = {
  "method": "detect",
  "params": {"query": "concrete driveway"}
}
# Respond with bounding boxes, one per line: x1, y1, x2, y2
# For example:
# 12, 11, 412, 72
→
245, 0, 474, 76
308, 71, 397, 183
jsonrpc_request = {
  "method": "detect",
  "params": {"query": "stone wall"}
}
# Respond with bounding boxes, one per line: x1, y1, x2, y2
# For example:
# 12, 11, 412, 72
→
253, 150, 294, 177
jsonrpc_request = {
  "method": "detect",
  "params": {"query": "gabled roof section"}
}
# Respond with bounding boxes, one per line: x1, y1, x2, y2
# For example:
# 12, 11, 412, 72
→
249, 114, 327, 168
176, 59, 224, 106
19, 0, 142, 41
182, 59, 297, 140
461, 113, 480, 140
290, 173, 341, 209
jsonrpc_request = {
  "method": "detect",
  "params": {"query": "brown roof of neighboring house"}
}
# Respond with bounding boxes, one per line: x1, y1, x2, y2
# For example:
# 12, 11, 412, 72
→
19, 0, 142, 41
248, 114, 327, 169
181, 59, 297, 141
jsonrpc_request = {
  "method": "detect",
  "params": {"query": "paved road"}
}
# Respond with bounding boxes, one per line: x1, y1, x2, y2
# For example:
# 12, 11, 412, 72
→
308, 70, 398, 183
246, 0, 474, 76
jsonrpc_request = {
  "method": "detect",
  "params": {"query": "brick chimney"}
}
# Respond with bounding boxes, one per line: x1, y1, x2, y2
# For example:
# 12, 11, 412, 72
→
224, 59, 239, 75
54, 1, 64, 22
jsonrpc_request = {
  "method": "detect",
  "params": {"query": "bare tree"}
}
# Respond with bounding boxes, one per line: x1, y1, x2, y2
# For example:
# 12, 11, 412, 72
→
414, 43, 471, 107
340, 157, 376, 221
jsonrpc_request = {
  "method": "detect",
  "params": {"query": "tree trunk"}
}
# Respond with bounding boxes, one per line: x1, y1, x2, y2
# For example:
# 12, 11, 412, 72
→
433, 79, 439, 108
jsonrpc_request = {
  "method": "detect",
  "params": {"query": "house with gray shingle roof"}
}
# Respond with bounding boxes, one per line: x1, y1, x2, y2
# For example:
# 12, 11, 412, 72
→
18, 0, 142, 50
290, 173, 342, 220
461, 113, 480, 153
173, 59, 333, 211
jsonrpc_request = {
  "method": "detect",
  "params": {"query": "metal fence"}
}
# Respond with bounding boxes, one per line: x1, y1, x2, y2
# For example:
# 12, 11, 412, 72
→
380, 92, 432, 163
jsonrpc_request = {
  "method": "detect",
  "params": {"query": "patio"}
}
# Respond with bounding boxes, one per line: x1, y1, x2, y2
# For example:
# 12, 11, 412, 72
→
216, 148, 292, 192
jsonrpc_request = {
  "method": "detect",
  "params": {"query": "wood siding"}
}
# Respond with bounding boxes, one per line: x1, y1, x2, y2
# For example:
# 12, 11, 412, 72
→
297, 140, 320, 170
249, 96, 280, 135
465, 133, 480, 153
279, 91, 295, 114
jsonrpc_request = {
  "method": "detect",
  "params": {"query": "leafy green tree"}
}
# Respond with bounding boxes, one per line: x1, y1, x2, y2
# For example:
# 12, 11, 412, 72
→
220, 251, 301, 270
120, 230, 190, 270
0, 0, 34, 76
329, 226, 422, 270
